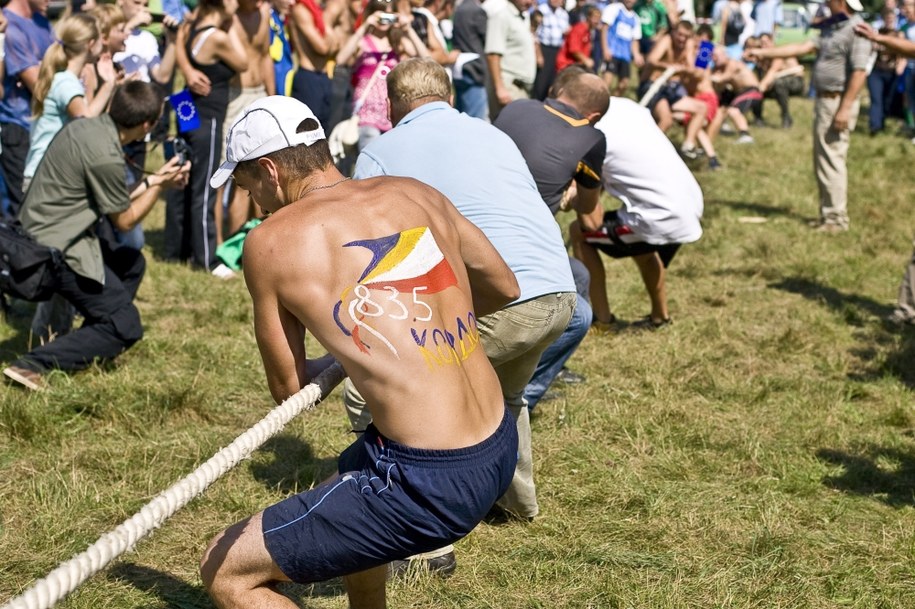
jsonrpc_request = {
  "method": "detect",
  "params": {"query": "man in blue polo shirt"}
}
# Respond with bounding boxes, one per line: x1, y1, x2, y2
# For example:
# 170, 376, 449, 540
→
0, 0, 52, 217
353, 58, 576, 535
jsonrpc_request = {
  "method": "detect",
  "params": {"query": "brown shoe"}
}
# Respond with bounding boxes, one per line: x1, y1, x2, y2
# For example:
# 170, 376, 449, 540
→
3, 366, 44, 391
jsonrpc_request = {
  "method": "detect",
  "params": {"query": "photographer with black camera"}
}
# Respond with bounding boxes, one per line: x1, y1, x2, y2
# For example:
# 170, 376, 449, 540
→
2, 81, 190, 391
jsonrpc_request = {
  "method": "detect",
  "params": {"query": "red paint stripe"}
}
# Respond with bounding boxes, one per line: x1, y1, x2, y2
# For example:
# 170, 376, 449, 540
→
363, 258, 458, 294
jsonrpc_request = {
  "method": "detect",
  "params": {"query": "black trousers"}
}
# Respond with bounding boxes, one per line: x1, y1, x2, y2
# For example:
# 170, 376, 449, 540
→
0, 122, 30, 219
164, 117, 221, 270
532, 45, 562, 101
16, 238, 146, 373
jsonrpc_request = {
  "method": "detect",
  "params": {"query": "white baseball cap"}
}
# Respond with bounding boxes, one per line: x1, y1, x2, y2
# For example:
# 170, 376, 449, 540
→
846, 0, 862, 11
209, 96, 327, 188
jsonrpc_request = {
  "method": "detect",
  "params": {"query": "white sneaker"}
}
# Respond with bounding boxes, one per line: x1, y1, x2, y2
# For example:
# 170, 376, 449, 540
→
737, 133, 755, 144
680, 144, 699, 159
211, 263, 237, 280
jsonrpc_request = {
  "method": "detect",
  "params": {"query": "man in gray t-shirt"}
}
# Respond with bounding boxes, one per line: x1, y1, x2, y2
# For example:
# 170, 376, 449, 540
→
747, 0, 871, 232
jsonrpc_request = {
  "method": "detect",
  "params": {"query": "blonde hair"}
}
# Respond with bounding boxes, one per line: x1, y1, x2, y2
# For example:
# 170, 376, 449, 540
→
89, 4, 126, 38
386, 58, 452, 117
32, 14, 100, 116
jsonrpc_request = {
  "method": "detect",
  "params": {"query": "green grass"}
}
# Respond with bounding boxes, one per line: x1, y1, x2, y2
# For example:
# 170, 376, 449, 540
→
2, 95, 915, 608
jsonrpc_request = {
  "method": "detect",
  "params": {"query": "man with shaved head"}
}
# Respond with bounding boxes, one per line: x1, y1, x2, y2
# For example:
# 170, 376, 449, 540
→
494, 65, 610, 408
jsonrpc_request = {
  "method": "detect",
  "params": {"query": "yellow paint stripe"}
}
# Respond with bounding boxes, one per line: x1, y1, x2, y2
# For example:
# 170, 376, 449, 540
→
361, 227, 426, 282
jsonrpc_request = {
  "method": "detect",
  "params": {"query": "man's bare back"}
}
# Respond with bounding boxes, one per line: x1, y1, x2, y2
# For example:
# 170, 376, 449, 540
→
243, 176, 511, 450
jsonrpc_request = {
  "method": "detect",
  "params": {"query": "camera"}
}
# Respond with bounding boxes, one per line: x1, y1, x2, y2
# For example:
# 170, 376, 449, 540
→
150, 12, 180, 31
378, 12, 397, 25
163, 137, 190, 166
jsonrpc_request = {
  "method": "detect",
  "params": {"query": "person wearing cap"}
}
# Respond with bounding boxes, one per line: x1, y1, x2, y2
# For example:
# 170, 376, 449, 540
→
746, 0, 871, 233
3, 81, 190, 391
201, 94, 521, 609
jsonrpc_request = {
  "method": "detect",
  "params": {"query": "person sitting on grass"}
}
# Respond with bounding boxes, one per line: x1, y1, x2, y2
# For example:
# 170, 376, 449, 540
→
200, 95, 521, 609
569, 95, 703, 330
708, 44, 763, 144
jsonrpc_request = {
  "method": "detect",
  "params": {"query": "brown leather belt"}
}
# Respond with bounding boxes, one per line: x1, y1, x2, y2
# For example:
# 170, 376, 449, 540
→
818, 90, 843, 99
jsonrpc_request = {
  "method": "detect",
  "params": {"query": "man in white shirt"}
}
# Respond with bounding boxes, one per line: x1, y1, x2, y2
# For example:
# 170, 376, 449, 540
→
570, 96, 703, 329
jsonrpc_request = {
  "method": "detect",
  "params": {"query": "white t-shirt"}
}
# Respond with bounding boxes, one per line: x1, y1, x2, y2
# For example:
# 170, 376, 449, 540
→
595, 97, 703, 245
113, 29, 161, 82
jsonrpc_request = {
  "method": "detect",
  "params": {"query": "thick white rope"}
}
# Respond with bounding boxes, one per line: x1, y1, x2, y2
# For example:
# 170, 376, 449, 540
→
1, 362, 346, 609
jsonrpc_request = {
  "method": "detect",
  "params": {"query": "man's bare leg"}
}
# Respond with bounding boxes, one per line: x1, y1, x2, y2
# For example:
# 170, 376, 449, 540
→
728, 106, 750, 132
570, 220, 613, 323
633, 252, 668, 322
200, 513, 296, 609
653, 99, 673, 133
674, 97, 706, 150
343, 565, 387, 609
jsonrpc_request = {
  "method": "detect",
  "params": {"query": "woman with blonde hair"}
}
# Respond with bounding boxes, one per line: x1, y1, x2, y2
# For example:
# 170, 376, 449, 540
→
24, 12, 116, 187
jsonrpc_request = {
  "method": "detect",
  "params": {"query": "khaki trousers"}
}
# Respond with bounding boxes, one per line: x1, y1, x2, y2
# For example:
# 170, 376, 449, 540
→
813, 95, 859, 228
895, 240, 915, 322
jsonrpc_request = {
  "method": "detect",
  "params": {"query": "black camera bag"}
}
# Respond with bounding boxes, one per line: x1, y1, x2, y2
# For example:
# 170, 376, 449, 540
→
0, 220, 63, 303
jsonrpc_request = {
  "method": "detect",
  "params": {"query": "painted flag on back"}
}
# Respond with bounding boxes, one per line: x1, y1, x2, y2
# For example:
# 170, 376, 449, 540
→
169, 89, 200, 133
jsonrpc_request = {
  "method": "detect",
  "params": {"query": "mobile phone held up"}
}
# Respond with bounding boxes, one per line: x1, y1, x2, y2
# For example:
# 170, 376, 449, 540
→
164, 137, 190, 167
378, 12, 397, 25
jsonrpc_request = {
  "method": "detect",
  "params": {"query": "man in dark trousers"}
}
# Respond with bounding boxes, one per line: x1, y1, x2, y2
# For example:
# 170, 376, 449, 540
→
3, 82, 189, 390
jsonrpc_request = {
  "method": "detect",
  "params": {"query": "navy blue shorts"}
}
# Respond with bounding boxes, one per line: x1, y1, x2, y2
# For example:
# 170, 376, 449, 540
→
261, 408, 518, 583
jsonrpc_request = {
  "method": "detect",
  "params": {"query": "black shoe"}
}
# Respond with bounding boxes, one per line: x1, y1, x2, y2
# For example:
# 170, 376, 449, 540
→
631, 315, 672, 330
389, 551, 457, 579
708, 156, 722, 171
752, 117, 766, 127
781, 116, 793, 129
556, 367, 586, 384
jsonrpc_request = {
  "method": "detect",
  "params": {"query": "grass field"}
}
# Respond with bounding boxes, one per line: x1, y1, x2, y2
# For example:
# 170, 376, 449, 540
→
1, 94, 915, 608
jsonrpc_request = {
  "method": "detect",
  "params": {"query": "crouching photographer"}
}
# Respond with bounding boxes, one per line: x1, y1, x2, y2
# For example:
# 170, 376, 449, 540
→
3, 81, 190, 391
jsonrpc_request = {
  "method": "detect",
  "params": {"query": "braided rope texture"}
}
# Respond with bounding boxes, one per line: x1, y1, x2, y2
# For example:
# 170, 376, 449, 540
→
1, 363, 346, 609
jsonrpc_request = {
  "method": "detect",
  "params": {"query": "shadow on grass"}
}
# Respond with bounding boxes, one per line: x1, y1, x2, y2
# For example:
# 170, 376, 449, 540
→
706, 198, 810, 223
769, 277, 895, 323
109, 562, 343, 607
108, 563, 212, 609
772, 277, 915, 388
816, 446, 915, 507
250, 434, 339, 494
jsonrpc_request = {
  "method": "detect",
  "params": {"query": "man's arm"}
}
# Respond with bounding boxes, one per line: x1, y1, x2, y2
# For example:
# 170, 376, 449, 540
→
291, 3, 333, 56
746, 39, 816, 60
243, 225, 310, 403
571, 184, 601, 225
855, 23, 915, 57
833, 69, 866, 131
444, 200, 519, 317
107, 158, 190, 231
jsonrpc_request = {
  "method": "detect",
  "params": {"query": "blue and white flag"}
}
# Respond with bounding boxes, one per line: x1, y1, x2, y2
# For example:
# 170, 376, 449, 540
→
695, 41, 714, 69
169, 89, 200, 133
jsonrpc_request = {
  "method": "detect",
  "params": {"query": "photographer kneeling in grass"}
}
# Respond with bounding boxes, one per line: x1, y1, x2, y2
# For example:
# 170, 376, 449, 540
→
3, 81, 190, 391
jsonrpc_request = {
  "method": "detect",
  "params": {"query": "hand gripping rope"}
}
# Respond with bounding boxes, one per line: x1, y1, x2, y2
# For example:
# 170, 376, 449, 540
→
1, 362, 347, 609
